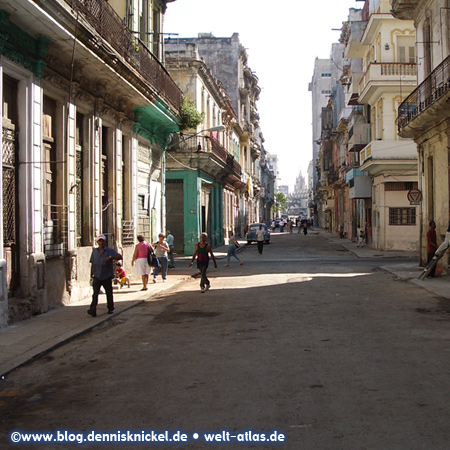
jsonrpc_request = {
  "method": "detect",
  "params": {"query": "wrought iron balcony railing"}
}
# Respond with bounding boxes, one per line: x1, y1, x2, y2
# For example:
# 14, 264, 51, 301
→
397, 54, 450, 130
170, 136, 242, 178
65, 0, 181, 111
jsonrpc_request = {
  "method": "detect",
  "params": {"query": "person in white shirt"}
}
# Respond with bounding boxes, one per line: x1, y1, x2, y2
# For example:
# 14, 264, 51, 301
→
256, 225, 266, 254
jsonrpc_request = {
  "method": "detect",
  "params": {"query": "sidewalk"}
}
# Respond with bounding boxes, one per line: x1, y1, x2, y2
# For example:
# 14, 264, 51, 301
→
0, 240, 243, 378
0, 273, 190, 377
324, 229, 450, 301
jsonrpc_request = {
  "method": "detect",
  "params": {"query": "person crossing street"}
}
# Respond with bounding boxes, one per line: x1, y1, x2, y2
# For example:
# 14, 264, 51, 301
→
189, 233, 217, 293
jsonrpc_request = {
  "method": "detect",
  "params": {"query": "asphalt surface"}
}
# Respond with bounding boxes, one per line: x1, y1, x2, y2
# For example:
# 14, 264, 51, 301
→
1, 230, 450, 450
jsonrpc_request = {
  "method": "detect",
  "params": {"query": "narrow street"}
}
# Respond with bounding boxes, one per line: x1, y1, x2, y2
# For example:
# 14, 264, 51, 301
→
2, 230, 450, 449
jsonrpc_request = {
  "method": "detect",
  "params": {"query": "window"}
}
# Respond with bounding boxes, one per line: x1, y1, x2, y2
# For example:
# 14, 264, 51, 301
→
43, 95, 67, 258
389, 207, 416, 225
397, 36, 415, 63
385, 182, 418, 191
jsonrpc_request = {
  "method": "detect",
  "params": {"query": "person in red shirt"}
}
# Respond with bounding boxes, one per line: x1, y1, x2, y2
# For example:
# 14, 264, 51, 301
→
115, 261, 130, 288
427, 220, 438, 277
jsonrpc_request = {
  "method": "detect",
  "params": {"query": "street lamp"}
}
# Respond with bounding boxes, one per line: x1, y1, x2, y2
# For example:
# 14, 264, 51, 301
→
170, 125, 226, 149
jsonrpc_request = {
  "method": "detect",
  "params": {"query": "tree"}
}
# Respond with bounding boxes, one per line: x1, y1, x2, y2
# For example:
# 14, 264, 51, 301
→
273, 192, 287, 216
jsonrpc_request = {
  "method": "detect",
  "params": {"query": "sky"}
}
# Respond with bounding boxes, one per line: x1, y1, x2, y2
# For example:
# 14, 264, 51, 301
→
164, 0, 363, 192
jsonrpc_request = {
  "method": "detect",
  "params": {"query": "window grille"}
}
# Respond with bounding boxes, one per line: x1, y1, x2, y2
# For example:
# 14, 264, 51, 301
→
43, 204, 68, 258
389, 207, 416, 225
2, 127, 16, 246
75, 145, 83, 247
122, 220, 135, 246
385, 182, 418, 191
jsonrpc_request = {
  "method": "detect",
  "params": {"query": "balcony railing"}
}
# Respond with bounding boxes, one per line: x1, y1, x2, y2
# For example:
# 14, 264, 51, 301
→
397, 54, 450, 130
172, 136, 242, 177
359, 63, 417, 93
65, 0, 181, 111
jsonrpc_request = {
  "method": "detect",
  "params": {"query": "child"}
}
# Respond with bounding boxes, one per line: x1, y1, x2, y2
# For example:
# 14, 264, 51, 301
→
357, 229, 365, 247
115, 261, 130, 288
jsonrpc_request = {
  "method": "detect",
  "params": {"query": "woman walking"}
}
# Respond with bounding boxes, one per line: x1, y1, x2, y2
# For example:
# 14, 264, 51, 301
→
225, 231, 243, 267
131, 235, 153, 291
189, 233, 217, 293
153, 233, 170, 282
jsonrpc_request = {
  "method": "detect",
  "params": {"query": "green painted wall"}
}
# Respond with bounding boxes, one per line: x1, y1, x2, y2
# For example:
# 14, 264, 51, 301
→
166, 170, 223, 255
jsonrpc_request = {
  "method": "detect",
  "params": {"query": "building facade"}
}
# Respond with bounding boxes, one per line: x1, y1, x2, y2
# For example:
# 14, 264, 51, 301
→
0, 0, 180, 326
314, 0, 420, 250
164, 41, 243, 254
309, 45, 346, 227
165, 34, 262, 234
393, 0, 450, 265
352, 0, 419, 250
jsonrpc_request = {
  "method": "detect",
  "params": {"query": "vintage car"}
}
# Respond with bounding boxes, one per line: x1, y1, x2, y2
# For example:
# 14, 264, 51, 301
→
246, 223, 271, 244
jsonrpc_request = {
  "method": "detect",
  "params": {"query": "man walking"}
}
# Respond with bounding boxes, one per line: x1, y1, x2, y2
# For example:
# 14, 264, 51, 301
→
189, 233, 217, 293
88, 235, 123, 317
256, 224, 265, 255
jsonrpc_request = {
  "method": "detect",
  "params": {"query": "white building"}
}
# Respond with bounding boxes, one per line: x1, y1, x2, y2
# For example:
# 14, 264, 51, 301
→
347, 0, 419, 250
0, 0, 180, 326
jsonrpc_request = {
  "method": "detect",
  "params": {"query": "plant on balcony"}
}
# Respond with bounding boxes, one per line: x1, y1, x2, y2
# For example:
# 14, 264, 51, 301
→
131, 39, 140, 52
251, 174, 260, 187
179, 96, 205, 131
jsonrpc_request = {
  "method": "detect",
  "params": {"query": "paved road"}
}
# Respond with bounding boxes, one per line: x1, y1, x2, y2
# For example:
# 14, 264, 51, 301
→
1, 231, 450, 449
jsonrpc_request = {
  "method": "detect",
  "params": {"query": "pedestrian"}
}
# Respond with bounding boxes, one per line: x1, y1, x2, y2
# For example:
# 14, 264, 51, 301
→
256, 224, 265, 254
427, 220, 438, 277
115, 261, 130, 288
270, 219, 275, 231
166, 230, 175, 268
289, 219, 293, 233
436, 221, 450, 255
225, 231, 244, 267
189, 232, 217, 293
153, 233, 170, 283
132, 235, 154, 291
279, 219, 285, 233
357, 228, 365, 247
88, 235, 123, 317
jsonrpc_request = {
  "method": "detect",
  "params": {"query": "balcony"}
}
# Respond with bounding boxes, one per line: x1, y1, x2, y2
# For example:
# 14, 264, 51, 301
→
391, 0, 421, 20
359, 139, 418, 176
166, 136, 242, 184
65, 0, 181, 111
359, 63, 417, 104
397, 54, 450, 137
346, 172, 371, 199
347, 72, 363, 105
348, 123, 371, 152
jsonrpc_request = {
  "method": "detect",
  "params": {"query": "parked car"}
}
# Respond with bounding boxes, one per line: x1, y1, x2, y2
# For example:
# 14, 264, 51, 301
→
246, 223, 271, 244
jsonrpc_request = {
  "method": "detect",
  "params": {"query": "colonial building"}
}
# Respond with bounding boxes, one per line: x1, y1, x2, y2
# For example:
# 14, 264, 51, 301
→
341, 7, 373, 240
0, 0, 180, 326
163, 41, 243, 254
392, 0, 450, 265
343, 0, 419, 250
309, 44, 346, 228
256, 142, 276, 225
164, 34, 262, 234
